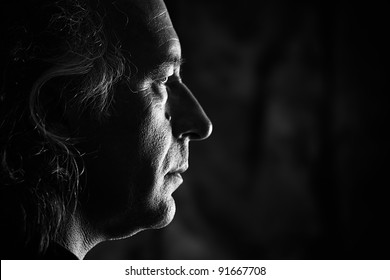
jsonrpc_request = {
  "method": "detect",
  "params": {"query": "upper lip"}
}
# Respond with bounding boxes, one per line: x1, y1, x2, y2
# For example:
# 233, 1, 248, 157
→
169, 165, 188, 174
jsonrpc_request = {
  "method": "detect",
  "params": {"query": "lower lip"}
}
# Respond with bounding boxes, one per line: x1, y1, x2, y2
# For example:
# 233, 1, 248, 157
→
166, 173, 183, 185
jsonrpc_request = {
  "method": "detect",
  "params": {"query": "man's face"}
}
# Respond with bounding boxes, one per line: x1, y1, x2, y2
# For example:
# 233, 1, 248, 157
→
76, 0, 212, 239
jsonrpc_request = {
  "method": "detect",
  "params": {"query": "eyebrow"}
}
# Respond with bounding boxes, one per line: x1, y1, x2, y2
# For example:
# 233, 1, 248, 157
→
148, 55, 184, 79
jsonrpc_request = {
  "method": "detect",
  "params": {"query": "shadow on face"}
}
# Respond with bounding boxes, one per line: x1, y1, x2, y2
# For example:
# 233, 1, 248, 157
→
74, 0, 212, 240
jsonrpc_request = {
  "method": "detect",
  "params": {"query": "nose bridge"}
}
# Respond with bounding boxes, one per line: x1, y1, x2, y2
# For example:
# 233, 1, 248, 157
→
169, 82, 212, 141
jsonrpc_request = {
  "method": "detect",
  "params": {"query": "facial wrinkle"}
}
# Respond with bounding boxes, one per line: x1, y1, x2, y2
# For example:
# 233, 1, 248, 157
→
148, 10, 168, 26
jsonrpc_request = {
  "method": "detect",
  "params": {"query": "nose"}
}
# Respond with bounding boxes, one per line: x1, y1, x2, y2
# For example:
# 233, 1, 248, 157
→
168, 82, 212, 141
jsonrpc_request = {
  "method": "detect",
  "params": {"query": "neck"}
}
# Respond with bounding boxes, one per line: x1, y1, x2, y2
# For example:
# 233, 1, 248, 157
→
56, 214, 102, 259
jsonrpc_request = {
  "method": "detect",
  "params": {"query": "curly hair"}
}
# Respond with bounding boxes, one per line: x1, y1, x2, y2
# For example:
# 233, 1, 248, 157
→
0, 0, 128, 255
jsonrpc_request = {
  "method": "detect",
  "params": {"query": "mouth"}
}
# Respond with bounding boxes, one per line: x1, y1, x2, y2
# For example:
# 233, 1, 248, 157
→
168, 163, 188, 175
165, 172, 183, 190
165, 165, 188, 185
167, 172, 182, 179
171, 166, 188, 174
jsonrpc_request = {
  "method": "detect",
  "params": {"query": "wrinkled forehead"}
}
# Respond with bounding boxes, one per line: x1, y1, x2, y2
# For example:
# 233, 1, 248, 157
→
105, 0, 178, 48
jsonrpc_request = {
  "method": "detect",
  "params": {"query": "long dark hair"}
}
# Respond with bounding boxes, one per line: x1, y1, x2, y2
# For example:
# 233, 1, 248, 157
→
0, 0, 127, 256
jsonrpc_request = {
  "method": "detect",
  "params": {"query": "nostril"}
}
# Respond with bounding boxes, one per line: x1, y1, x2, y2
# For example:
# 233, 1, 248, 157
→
182, 116, 212, 141
182, 132, 200, 140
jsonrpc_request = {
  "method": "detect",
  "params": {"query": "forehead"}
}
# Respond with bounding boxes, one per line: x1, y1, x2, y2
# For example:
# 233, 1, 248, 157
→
104, 0, 180, 74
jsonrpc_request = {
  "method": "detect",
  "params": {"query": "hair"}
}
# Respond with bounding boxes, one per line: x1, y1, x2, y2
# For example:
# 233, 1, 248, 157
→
0, 0, 128, 255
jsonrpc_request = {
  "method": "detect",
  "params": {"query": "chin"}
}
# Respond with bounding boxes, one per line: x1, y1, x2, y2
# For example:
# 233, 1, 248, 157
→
107, 196, 177, 240
129, 197, 176, 235
148, 196, 177, 229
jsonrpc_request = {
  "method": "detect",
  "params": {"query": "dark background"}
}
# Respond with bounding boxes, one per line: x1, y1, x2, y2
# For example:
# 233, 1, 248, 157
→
86, 0, 389, 259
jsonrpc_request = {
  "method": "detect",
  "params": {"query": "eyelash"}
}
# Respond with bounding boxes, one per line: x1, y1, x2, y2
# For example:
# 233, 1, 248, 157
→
150, 77, 171, 99
157, 76, 169, 85
156, 73, 181, 87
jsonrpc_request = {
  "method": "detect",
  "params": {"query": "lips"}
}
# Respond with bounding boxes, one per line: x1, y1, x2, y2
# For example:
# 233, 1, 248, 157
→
165, 172, 184, 190
168, 163, 188, 175
170, 167, 187, 174
168, 172, 182, 180
165, 164, 188, 186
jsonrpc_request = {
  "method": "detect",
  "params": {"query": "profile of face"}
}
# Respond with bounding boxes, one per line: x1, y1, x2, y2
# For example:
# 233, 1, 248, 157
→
74, 0, 212, 241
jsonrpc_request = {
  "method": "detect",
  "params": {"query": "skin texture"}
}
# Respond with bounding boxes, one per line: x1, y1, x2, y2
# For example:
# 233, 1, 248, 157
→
61, 0, 212, 258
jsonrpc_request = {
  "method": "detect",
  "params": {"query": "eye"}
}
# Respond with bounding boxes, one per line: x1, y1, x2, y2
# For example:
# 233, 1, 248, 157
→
157, 76, 169, 85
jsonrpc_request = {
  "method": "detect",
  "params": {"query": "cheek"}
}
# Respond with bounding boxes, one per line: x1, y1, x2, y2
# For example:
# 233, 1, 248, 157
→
79, 90, 175, 231
136, 105, 172, 185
